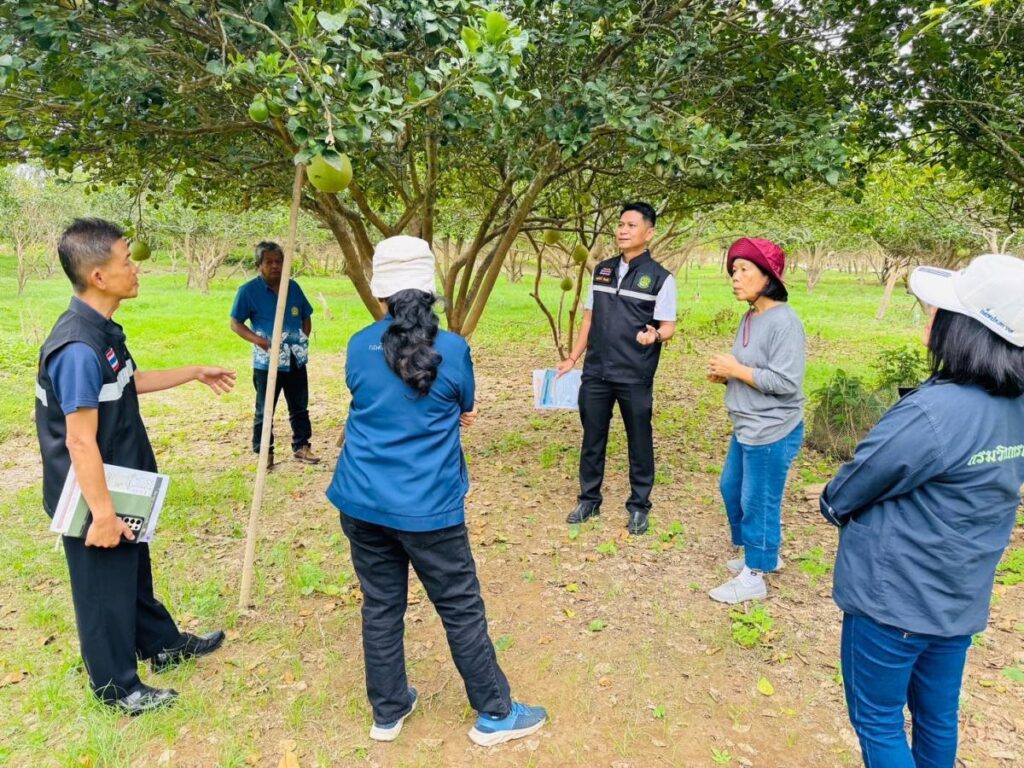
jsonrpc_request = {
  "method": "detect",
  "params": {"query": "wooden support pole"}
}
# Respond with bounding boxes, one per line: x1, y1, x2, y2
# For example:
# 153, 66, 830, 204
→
238, 162, 305, 610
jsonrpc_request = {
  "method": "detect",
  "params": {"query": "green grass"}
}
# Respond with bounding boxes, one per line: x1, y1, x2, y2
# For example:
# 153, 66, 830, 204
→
0, 254, 924, 443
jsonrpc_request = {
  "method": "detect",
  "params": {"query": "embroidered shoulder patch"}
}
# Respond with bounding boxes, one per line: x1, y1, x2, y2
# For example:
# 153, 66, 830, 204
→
104, 347, 120, 372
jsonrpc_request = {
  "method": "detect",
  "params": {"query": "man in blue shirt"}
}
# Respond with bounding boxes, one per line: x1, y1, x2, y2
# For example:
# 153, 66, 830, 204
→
230, 241, 319, 465
36, 217, 236, 714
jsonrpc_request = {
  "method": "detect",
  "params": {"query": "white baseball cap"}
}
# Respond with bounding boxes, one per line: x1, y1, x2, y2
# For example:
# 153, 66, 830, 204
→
909, 253, 1024, 348
370, 235, 437, 298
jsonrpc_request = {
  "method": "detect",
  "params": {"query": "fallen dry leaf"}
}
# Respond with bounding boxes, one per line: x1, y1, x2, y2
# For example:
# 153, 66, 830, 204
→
0, 671, 27, 688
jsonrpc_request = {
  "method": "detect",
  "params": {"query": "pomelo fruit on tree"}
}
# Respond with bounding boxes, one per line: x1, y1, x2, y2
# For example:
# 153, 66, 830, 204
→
560, 277, 573, 291
307, 153, 353, 194
572, 244, 589, 264
543, 229, 561, 245
130, 240, 152, 261
248, 99, 269, 122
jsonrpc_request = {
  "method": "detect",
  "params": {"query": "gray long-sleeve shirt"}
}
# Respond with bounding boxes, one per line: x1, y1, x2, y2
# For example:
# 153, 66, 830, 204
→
724, 303, 805, 445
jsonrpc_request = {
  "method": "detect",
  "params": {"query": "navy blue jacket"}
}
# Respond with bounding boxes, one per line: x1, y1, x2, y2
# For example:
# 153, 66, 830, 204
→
821, 379, 1024, 637
326, 318, 474, 531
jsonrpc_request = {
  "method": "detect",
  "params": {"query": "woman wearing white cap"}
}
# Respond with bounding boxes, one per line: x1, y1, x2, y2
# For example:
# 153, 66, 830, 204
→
820, 254, 1024, 768
326, 235, 547, 747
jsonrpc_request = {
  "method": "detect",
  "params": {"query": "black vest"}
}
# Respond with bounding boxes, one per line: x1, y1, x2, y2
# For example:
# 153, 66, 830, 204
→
585, 251, 671, 383
35, 298, 157, 517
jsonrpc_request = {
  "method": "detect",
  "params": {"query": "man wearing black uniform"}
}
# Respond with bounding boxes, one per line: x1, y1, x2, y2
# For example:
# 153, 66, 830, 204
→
35, 219, 236, 714
556, 203, 677, 535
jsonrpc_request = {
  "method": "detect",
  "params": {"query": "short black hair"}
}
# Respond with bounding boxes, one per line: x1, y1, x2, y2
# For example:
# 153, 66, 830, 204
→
621, 201, 657, 227
255, 241, 283, 266
57, 218, 124, 292
928, 309, 1024, 397
749, 262, 789, 302
761, 274, 789, 302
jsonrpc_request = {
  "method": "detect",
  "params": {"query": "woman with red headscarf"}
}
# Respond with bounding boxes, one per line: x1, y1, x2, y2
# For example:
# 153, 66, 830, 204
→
706, 238, 805, 604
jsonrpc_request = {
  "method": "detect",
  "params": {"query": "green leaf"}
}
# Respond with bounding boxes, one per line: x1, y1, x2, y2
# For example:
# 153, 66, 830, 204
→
316, 11, 348, 32
470, 79, 497, 104
461, 26, 480, 52
494, 634, 514, 652
484, 10, 509, 42
756, 677, 775, 696
1002, 667, 1024, 684
825, 169, 840, 185
588, 619, 606, 632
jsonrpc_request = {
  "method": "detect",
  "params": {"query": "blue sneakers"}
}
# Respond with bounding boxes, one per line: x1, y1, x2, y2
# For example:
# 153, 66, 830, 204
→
369, 687, 418, 742
468, 701, 548, 747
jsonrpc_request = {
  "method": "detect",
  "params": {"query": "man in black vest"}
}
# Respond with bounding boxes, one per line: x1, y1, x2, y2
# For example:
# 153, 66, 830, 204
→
556, 202, 677, 534
35, 218, 236, 714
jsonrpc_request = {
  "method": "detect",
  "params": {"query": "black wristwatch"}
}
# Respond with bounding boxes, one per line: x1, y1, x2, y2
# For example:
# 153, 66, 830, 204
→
654, 328, 663, 344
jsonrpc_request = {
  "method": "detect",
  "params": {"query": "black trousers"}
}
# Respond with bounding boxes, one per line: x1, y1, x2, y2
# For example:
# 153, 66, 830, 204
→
252, 357, 312, 454
63, 537, 183, 702
340, 513, 512, 723
577, 376, 655, 513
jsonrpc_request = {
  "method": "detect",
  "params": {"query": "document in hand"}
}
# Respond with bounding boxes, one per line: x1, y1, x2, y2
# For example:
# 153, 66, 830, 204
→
50, 464, 170, 543
533, 368, 582, 410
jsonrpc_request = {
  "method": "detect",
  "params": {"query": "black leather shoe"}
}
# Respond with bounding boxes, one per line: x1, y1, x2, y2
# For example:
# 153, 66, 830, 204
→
566, 502, 600, 524
151, 630, 226, 672
112, 684, 178, 716
626, 509, 649, 535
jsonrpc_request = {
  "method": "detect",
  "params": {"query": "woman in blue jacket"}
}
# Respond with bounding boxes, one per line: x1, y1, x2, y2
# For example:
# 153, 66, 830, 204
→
820, 253, 1024, 768
327, 236, 546, 747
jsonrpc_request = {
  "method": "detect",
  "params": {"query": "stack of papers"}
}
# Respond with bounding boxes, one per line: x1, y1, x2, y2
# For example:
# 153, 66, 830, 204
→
50, 464, 169, 543
533, 368, 582, 410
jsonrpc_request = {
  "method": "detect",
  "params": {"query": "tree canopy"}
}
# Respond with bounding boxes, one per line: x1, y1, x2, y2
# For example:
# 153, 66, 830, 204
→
3, 1, 1016, 331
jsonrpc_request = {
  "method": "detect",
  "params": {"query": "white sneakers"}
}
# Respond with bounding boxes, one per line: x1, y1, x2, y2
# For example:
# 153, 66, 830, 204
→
709, 569, 768, 604
711, 551, 780, 604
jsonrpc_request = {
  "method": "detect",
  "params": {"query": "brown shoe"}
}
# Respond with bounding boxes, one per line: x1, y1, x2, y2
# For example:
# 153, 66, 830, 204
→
293, 445, 320, 464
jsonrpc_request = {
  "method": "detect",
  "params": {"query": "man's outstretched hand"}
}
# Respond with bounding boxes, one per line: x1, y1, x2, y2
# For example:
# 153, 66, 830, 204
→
197, 367, 236, 395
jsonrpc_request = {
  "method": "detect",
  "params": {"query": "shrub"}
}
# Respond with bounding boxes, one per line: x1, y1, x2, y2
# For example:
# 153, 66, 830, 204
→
873, 345, 928, 398
807, 369, 888, 459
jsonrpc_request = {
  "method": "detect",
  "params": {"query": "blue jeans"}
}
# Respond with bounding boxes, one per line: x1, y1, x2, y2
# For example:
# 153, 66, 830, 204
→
842, 613, 970, 768
719, 422, 803, 571
340, 514, 512, 723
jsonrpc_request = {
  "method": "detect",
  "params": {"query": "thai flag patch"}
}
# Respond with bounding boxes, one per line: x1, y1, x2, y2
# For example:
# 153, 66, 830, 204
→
105, 347, 120, 372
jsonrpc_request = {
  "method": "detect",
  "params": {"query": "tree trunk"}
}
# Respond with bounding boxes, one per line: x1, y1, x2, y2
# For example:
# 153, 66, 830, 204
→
15, 239, 28, 296
876, 266, 902, 321
459, 148, 559, 336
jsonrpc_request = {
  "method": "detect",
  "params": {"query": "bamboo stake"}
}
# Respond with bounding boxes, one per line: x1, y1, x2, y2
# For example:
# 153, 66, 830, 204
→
238, 163, 305, 610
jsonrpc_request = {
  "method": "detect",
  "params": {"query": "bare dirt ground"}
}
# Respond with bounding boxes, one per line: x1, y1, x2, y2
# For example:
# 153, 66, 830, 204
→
1, 339, 1021, 768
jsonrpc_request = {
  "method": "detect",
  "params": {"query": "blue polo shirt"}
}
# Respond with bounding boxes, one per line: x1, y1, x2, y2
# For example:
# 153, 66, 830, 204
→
230, 276, 313, 371
326, 317, 475, 531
